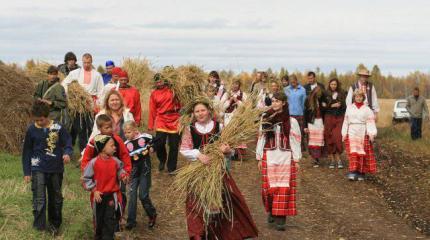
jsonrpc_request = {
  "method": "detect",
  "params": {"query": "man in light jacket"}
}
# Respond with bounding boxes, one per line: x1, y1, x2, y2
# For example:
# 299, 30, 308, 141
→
406, 87, 429, 140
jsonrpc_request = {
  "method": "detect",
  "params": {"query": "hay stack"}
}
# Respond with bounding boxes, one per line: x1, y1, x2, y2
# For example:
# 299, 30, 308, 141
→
24, 59, 51, 83
0, 64, 35, 153
67, 81, 94, 117
172, 94, 262, 225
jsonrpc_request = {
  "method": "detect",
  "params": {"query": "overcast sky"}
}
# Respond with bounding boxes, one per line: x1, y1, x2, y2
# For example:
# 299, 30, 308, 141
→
1, 0, 429, 75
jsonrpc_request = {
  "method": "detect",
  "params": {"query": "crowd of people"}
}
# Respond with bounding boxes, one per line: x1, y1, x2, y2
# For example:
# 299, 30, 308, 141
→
22, 51, 429, 239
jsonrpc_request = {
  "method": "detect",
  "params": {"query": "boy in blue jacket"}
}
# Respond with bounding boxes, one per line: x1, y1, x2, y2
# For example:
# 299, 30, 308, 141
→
22, 102, 73, 234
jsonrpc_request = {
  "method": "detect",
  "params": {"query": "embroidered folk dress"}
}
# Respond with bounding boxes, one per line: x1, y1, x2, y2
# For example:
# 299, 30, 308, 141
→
341, 103, 377, 174
256, 117, 302, 217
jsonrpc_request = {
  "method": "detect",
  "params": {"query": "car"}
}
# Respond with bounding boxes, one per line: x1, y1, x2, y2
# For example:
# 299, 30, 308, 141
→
392, 99, 410, 123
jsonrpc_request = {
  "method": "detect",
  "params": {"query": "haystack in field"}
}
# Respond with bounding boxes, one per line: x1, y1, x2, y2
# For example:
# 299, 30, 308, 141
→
0, 63, 35, 153
24, 59, 51, 83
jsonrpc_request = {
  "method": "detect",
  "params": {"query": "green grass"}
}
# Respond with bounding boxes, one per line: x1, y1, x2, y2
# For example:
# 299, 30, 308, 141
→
0, 153, 93, 240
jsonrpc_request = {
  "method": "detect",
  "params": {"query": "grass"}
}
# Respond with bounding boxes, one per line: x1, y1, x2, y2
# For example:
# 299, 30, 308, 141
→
0, 153, 93, 240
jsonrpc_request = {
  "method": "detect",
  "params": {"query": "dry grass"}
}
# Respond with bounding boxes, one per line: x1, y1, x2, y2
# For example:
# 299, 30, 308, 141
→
377, 99, 430, 127
66, 81, 94, 117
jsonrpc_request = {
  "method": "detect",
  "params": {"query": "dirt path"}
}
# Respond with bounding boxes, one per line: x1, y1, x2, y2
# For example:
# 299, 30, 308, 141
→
125, 155, 428, 240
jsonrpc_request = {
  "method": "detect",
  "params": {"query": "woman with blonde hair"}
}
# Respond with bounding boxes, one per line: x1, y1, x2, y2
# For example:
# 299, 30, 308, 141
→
342, 89, 377, 181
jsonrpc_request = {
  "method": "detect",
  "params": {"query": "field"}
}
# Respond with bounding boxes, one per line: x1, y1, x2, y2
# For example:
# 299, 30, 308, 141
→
1, 99, 429, 239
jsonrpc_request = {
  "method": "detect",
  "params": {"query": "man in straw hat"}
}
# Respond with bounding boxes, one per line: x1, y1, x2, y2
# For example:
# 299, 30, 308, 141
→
346, 67, 380, 119
148, 73, 181, 174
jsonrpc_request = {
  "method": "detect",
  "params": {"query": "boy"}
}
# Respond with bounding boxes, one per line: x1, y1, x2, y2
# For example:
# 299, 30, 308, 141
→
22, 102, 72, 234
82, 135, 127, 240
123, 121, 157, 230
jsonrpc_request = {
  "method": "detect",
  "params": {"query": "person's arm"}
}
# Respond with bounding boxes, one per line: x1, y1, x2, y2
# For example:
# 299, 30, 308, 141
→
345, 87, 353, 106
95, 73, 105, 101
366, 108, 377, 139
88, 114, 101, 141
22, 128, 33, 177
51, 86, 67, 110
341, 107, 350, 141
134, 90, 142, 126
179, 127, 201, 161
148, 92, 156, 131
371, 86, 380, 113
406, 97, 412, 113
422, 98, 429, 119
115, 136, 132, 176
33, 82, 43, 100
289, 118, 302, 162
81, 139, 95, 172
82, 159, 96, 191
60, 125, 73, 157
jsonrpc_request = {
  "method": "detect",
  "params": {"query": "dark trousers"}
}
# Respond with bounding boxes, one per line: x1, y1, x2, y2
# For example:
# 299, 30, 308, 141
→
31, 171, 63, 231
410, 117, 423, 140
127, 166, 156, 225
95, 194, 117, 240
70, 113, 93, 152
154, 131, 180, 172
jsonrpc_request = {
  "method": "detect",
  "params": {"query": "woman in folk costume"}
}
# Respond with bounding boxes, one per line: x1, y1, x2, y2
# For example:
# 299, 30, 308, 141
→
205, 85, 227, 122
223, 79, 247, 125
304, 86, 325, 167
180, 99, 258, 240
207, 71, 226, 102
322, 78, 346, 169
256, 92, 302, 231
342, 89, 377, 181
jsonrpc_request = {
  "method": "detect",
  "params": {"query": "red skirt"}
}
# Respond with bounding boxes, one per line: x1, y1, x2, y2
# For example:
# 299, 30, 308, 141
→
186, 174, 258, 240
345, 135, 377, 174
324, 114, 344, 154
261, 152, 297, 216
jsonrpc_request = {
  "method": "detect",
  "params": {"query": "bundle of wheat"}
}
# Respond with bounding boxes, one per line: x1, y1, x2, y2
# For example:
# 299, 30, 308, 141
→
24, 60, 51, 83
67, 81, 93, 117
0, 64, 35, 153
172, 94, 262, 225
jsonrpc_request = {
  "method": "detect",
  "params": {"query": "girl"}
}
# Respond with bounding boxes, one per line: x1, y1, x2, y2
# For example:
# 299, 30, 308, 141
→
256, 92, 302, 231
342, 89, 377, 181
322, 78, 346, 169
223, 79, 247, 125
304, 86, 325, 167
180, 99, 258, 239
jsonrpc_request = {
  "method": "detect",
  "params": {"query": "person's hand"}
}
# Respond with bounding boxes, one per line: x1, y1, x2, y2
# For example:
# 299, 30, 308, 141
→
149, 147, 154, 153
304, 128, 309, 134
219, 143, 232, 155
321, 102, 327, 107
121, 175, 130, 184
24, 176, 31, 183
331, 102, 341, 108
374, 113, 378, 123
369, 135, 375, 142
63, 155, 71, 164
342, 136, 346, 142
93, 191, 103, 203
197, 153, 211, 165
257, 161, 262, 171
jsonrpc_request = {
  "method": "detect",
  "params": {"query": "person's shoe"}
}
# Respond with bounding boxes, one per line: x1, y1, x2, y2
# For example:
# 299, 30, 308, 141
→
357, 173, 365, 181
275, 223, 286, 231
313, 159, 320, 168
168, 171, 177, 176
329, 162, 335, 169
337, 161, 344, 169
347, 172, 357, 181
158, 164, 165, 172
125, 222, 136, 230
47, 225, 60, 236
148, 214, 157, 229
267, 214, 275, 224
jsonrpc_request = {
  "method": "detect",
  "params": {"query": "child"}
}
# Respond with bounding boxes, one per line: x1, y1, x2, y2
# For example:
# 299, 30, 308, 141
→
123, 121, 157, 230
342, 89, 377, 181
82, 135, 127, 240
22, 102, 72, 234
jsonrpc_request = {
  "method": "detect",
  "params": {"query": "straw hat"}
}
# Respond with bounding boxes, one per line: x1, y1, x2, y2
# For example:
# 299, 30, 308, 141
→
357, 68, 371, 77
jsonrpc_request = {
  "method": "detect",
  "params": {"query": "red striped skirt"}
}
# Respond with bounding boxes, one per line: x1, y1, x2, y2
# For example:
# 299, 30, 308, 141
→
345, 135, 377, 174
261, 152, 297, 217
324, 114, 344, 154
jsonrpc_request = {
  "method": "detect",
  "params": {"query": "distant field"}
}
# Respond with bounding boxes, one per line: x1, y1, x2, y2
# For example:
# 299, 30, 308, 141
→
377, 98, 430, 127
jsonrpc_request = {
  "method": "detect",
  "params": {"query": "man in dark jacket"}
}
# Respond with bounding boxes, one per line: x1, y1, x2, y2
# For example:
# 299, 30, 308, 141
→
57, 52, 80, 76
304, 71, 325, 96
34, 66, 68, 124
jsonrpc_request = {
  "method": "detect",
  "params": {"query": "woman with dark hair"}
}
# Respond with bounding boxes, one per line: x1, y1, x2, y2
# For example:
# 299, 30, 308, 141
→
304, 86, 325, 167
322, 78, 346, 168
256, 92, 302, 231
207, 70, 226, 101
179, 99, 258, 239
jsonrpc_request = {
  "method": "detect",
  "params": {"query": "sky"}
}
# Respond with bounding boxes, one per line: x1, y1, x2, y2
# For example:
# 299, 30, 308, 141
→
1, 0, 429, 75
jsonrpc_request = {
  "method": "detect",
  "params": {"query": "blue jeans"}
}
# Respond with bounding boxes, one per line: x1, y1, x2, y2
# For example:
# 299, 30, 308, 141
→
31, 171, 63, 230
127, 165, 156, 225
410, 117, 422, 140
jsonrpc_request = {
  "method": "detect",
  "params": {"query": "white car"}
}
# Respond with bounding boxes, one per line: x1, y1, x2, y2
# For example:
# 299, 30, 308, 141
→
392, 99, 410, 123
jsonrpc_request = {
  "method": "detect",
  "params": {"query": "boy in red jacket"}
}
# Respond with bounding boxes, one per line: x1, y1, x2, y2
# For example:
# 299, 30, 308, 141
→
82, 135, 127, 240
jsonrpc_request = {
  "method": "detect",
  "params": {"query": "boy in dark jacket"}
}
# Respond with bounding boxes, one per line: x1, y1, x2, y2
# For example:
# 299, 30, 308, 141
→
22, 102, 72, 233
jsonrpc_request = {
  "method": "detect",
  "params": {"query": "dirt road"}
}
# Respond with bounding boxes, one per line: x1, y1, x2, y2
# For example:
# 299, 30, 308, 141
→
125, 155, 428, 240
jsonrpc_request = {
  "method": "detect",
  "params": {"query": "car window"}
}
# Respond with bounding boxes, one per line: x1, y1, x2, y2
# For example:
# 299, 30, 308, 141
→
396, 102, 407, 108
